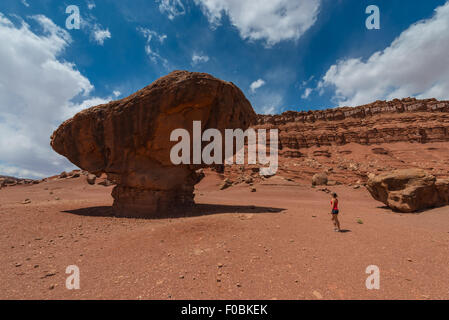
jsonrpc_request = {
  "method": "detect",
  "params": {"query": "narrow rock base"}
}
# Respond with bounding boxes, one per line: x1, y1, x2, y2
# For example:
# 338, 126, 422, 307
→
111, 186, 195, 218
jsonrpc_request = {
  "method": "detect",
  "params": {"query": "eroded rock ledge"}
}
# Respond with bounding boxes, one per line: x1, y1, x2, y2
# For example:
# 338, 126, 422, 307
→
256, 98, 449, 149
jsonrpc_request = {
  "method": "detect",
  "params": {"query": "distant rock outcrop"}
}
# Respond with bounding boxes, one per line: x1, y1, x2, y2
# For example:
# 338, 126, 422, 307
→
51, 71, 256, 217
256, 98, 449, 149
366, 169, 449, 212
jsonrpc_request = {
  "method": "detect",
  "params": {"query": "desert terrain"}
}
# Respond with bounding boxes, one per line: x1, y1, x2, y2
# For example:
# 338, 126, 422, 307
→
1, 142, 449, 300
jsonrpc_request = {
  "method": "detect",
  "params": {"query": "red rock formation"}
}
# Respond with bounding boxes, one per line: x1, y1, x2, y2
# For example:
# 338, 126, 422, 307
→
224, 98, 449, 187
366, 169, 449, 212
51, 71, 256, 217
256, 98, 449, 149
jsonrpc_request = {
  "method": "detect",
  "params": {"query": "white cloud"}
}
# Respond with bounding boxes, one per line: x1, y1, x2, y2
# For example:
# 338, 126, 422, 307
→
79, 10, 111, 45
138, 27, 169, 67
21, 0, 30, 7
157, 0, 186, 20
191, 53, 209, 65
250, 79, 266, 93
320, 1, 449, 107
92, 26, 111, 45
194, 0, 321, 46
0, 13, 112, 178
113, 90, 121, 98
301, 87, 312, 99
87, 1, 96, 10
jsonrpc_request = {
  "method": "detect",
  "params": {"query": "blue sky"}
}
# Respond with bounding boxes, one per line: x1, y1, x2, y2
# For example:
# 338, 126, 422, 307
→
1, 0, 449, 178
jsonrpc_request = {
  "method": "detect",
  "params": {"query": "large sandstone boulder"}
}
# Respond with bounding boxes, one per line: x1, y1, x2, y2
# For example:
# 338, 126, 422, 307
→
366, 169, 449, 212
51, 71, 256, 217
312, 172, 328, 186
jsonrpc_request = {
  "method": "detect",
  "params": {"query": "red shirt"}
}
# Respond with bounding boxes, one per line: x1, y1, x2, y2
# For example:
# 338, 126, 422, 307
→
331, 199, 338, 210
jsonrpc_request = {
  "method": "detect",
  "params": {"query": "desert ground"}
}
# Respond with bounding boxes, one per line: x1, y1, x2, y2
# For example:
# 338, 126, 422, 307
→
1, 161, 449, 300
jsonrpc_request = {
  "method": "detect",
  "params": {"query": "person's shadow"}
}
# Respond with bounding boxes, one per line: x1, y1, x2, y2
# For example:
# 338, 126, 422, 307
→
62, 203, 286, 219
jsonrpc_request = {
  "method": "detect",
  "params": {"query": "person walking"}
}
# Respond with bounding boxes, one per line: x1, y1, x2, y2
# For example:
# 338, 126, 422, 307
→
330, 192, 341, 232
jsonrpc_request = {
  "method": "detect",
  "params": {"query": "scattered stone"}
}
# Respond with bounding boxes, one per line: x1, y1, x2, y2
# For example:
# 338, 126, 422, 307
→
22, 199, 31, 204
86, 174, 97, 185
220, 179, 233, 190
312, 290, 323, 299
356, 219, 364, 224
98, 179, 114, 187
59, 171, 68, 178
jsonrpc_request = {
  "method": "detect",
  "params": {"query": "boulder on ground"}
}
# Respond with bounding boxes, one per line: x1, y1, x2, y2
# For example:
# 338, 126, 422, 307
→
366, 169, 449, 212
59, 171, 68, 178
51, 71, 256, 217
312, 172, 328, 186
86, 174, 96, 185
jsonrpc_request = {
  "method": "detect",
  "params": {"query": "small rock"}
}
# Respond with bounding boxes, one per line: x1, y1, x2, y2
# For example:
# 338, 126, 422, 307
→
312, 290, 323, 299
220, 179, 233, 190
87, 174, 97, 185
22, 199, 31, 204
59, 171, 68, 178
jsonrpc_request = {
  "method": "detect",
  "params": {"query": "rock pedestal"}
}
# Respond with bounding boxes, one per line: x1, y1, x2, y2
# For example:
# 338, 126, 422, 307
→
51, 71, 256, 217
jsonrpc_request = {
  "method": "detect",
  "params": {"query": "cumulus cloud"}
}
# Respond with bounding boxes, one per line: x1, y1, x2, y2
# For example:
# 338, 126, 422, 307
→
191, 53, 209, 65
320, 1, 449, 107
138, 27, 169, 67
194, 0, 321, 46
250, 79, 266, 93
301, 87, 312, 99
157, 0, 186, 20
92, 26, 111, 45
0, 13, 112, 178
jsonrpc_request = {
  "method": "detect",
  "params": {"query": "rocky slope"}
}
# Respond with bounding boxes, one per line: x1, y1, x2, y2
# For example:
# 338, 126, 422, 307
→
225, 98, 449, 187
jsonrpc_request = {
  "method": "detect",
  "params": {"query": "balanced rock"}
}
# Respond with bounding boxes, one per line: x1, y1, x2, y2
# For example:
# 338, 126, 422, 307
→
51, 71, 256, 217
366, 169, 449, 212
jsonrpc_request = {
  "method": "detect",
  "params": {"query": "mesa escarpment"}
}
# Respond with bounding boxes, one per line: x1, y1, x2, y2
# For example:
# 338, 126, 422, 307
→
256, 98, 449, 148
51, 71, 256, 217
224, 98, 449, 187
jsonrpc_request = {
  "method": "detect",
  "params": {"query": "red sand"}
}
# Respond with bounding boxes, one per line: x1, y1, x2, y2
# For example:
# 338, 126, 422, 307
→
1, 169, 449, 300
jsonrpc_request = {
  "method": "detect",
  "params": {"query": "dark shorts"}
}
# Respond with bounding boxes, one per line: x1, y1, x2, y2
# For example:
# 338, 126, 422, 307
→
332, 209, 339, 215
